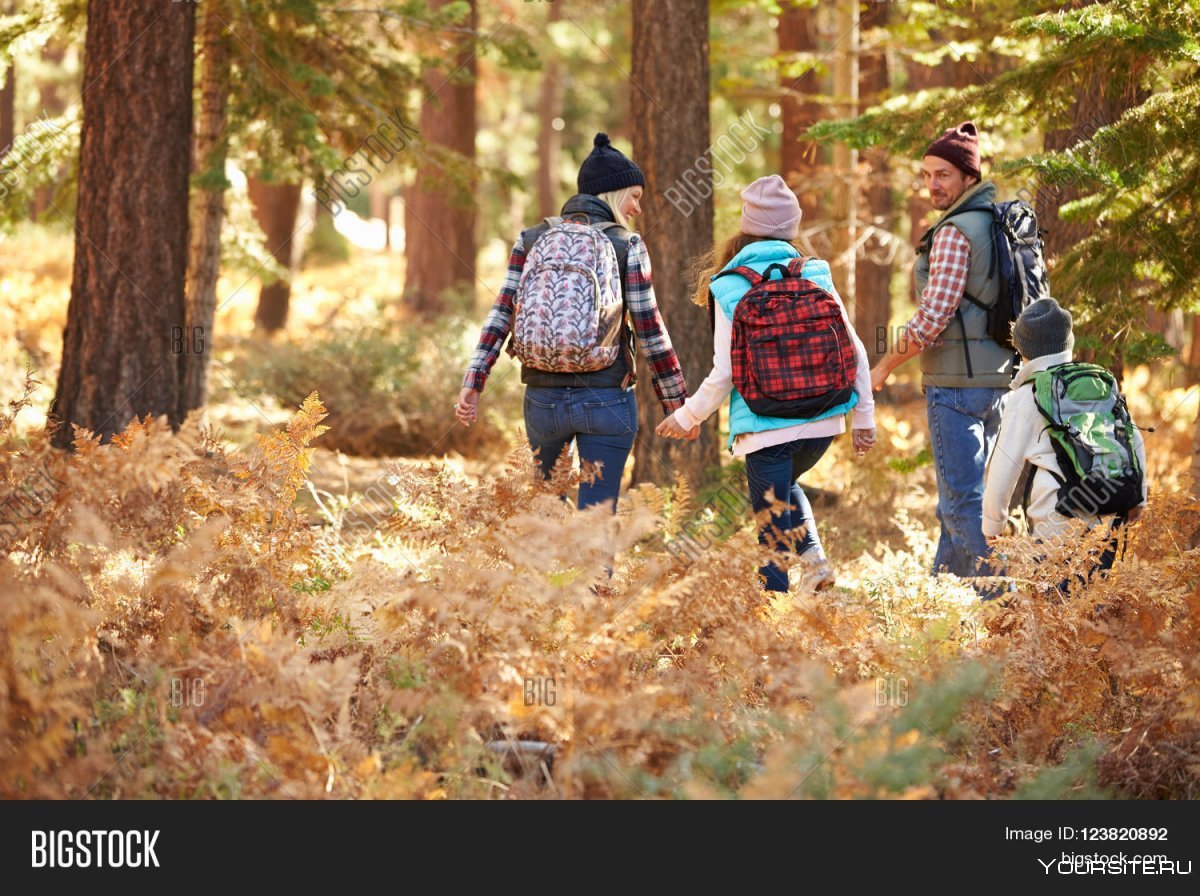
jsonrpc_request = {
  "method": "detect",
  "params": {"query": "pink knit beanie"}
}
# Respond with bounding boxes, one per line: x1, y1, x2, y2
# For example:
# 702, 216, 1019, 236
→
740, 175, 802, 239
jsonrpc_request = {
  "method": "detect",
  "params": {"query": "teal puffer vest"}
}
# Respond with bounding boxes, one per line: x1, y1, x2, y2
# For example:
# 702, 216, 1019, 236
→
711, 241, 858, 449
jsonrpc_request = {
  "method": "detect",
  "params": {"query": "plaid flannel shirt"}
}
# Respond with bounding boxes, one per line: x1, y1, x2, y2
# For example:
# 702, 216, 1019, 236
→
462, 233, 689, 412
904, 224, 972, 349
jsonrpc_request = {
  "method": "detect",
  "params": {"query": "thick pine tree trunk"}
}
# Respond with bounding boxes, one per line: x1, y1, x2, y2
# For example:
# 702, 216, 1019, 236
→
536, 1, 564, 220
247, 177, 303, 332
856, 0, 893, 363
630, 0, 718, 488
51, 0, 194, 448
1039, 70, 1137, 380
778, 2, 825, 221
403, 0, 477, 315
1038, 73, 1136, 262
181, 1, 231, 416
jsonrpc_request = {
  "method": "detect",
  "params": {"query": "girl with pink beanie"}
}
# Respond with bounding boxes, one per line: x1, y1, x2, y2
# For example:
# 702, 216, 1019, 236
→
657, 175, 876, 594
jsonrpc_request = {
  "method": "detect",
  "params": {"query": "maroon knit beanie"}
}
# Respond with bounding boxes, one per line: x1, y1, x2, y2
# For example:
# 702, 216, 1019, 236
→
924, 121, 981, 180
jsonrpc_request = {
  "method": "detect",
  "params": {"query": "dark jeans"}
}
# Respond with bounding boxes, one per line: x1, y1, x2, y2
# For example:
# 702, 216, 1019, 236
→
523, 385, 637, 512
745, 435, 835, 593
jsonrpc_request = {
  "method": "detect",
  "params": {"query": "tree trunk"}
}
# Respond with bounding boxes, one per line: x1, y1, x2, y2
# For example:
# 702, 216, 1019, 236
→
905, 58, 952, 247
630, 0, 718, 488
536, 1, 564, 220
829, 0, 858, 322
856, 0, 893, 362
370, 181, 390, 250
403, 0, 478, 315
181, 1, 231, 417
903, 56, 977, 305
0, 61, 13, 158
247, 177, 304, 333
1188, 316, 1200, 377
1191, 405, 1200, 548
1038, 71, 1137, 262
31, 42, 66, 218
51, 0, 194, 448
778, 1, 825, 221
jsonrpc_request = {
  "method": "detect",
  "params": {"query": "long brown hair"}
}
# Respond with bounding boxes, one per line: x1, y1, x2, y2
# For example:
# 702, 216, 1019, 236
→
690, 231, 818, 308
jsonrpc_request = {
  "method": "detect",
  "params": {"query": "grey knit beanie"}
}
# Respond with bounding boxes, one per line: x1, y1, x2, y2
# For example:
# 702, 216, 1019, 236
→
1011, 297, 1074, 360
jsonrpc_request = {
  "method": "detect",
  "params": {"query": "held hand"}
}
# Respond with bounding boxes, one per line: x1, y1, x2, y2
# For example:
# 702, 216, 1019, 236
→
656, 414, 692, 440
683, 424, 701, 441
870, 365, 889, 393
455, 387, 480, 426
852, 426, 876, 457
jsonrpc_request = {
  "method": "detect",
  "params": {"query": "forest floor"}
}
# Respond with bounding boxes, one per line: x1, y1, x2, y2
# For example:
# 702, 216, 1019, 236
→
4, 225, 1200, 799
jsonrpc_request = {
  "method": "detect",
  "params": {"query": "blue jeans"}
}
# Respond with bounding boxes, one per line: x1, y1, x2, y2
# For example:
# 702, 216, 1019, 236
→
523, 386, 637, 512
925, 385, 1007, 585
745, 436, 834, 592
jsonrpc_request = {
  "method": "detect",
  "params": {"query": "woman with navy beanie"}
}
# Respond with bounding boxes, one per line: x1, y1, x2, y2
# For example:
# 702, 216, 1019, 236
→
456, 133, 688, 515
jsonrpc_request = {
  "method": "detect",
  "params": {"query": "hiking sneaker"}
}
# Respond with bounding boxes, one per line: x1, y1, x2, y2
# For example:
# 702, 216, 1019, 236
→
792, 557, 836, 594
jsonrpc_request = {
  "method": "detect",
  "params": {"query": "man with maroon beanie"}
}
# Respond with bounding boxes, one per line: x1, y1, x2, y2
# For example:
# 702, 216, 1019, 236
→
870, 121, 1013, 596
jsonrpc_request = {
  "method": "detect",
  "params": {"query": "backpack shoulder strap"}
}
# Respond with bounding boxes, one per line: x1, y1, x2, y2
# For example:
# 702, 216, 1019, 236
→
522, 216, 563, 256
713, 265, 764, 287
786, 255, 811, 276
940, 203, 997, 225
1028, 366, 1073, 431
588, 220, 631, 283
962, 291, 994, 310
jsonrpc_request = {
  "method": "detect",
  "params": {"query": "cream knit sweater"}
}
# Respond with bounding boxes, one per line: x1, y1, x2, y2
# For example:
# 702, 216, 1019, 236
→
982, 350, 1147, 539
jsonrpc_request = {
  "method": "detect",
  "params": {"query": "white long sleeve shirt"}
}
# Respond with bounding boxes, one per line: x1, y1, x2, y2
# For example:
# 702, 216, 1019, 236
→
672, 293, 874, 457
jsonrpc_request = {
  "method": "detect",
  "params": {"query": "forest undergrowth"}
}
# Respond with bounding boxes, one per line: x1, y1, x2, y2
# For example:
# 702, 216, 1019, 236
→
3, 366, 1199, 799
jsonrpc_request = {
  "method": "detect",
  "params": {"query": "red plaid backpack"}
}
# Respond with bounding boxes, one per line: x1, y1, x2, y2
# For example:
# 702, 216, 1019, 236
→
714, 258, 858, 418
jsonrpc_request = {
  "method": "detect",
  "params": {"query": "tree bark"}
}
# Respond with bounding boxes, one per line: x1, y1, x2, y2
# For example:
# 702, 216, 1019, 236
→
51, 0, 194, 448
0, 61, 13, 158
630, 0, 718, 488
370, 181, 390, 251
1193, 411, 1200, 541
1188, 316, 1200, 375
403, 0, 478, 316
829, 0, 858, 322
536, 1, 564, 220
856, 0, 893, 363
181, 1, 231, 417
247, 177, 303, 333
778, 1, 825, 221
1038, 72, 1137, 263
31, 42, 66, 218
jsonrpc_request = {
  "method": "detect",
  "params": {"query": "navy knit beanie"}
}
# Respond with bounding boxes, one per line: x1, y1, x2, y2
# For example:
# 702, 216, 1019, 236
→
577, 132, 645, 196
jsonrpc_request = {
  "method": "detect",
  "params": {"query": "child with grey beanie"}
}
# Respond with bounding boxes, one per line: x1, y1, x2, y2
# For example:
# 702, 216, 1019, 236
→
981, 297, 1146, 549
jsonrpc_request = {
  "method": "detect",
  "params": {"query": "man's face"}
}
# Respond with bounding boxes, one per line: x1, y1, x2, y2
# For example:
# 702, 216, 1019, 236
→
922, 156, 975, 210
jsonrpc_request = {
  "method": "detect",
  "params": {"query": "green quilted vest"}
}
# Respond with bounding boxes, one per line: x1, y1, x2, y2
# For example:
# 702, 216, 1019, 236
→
914, 181, 1015, 388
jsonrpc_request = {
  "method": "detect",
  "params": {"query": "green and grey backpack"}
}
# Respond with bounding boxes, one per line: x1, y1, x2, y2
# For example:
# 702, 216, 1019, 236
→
1028, 362, 1145, 517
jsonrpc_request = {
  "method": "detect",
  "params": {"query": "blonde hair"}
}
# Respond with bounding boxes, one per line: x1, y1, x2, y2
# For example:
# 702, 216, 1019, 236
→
597, 186, 639, 229
690, 231, 818, 307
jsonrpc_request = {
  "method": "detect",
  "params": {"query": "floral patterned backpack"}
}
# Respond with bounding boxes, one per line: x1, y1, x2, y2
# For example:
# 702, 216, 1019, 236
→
510, 216, 625, 373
